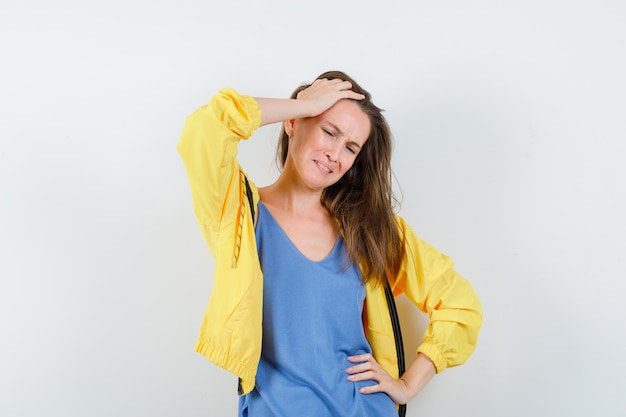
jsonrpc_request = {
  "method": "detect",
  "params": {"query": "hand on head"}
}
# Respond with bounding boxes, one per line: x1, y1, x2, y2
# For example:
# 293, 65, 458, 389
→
296, 78, 365, 118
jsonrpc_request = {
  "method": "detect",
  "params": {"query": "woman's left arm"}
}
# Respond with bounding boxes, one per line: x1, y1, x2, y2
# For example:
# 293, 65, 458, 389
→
347, 216, 482, 403
396, 216, 483, 374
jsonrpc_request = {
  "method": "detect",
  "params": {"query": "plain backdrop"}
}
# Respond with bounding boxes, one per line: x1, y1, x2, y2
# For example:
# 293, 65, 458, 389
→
1, 1, 625, 416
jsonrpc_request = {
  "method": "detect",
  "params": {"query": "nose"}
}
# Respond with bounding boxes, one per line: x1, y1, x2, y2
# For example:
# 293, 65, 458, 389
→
325, 141, 341, 163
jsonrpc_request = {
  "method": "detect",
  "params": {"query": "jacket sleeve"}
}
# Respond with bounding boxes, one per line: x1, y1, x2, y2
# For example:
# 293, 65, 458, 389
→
176, 88, 261, 254
392, 216, 483, 373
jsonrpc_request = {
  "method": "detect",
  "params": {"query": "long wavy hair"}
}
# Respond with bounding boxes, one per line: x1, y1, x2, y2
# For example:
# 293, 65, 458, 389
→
277, 71, 405, 285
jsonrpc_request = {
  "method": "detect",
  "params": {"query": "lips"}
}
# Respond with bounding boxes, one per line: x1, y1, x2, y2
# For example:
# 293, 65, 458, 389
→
314, 160, 332, 174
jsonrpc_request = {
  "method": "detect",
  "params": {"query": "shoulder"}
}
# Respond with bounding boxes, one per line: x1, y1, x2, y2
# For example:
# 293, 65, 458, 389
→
394, 215, 453, 266
394, 215, 416, 240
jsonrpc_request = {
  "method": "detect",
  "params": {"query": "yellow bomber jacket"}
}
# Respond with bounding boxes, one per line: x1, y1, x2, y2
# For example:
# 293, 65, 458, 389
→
177, 88, 483, 395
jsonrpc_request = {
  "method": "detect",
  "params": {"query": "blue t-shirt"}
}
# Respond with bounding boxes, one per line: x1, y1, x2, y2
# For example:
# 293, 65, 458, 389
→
239, 202, 396, 417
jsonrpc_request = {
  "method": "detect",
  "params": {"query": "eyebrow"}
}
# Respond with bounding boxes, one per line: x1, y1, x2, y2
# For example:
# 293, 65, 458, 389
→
326, 122, 365, 150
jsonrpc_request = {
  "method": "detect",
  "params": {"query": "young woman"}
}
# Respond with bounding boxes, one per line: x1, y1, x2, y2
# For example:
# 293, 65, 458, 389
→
178, 71, 483, 416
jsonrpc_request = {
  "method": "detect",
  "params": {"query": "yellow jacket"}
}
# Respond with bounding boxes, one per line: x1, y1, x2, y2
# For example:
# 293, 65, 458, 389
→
177, 88, 483, 395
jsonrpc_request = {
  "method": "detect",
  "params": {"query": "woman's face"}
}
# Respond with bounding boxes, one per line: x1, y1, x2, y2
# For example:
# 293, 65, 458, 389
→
284, 100, 371, 191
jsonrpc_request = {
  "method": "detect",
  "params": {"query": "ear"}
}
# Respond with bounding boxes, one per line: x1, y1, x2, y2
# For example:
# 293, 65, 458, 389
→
284, 119, 295, 137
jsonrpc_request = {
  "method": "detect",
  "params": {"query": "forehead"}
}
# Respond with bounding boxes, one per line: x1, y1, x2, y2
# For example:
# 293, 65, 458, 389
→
317, 100, 371, 143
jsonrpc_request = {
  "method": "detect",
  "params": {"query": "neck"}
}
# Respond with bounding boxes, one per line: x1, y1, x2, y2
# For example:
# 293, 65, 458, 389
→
260, 157, 331, 213
266, 175, 324, 213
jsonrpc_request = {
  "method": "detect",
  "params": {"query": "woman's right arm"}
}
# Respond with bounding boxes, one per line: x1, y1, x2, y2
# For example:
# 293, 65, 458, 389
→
255, 78, 365, 126
177, 88, 261, 254
177, 79, 363, 252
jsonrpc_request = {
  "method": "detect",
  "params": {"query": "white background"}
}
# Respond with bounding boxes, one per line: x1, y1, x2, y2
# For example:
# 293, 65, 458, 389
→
1, 1, 625, 416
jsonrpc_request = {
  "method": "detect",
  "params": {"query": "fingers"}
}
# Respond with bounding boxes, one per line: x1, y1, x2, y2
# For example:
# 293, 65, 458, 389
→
344, 353, 410, 402
345, 364, 398, 396
345, 354, 386, 384
296, 78, 365, 103
327, 79, 366, 100
309, 78, 354, 92
358, 382, 386, 395
346, 358, 387, 395
347, 370, 377, 383
346, 354, 376, 372
347, 353, 374, 363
